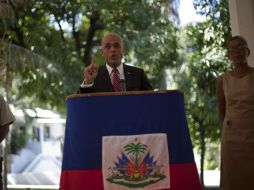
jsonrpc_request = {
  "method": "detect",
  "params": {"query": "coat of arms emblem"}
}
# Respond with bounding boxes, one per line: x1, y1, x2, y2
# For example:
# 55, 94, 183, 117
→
102, 133, 170, 190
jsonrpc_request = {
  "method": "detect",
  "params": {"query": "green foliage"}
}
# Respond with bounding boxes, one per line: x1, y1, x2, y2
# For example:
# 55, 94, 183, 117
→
204, 141, 220, 170
175, 0, 231, 180
10, 127, 28, 154
0, 0, 179, 111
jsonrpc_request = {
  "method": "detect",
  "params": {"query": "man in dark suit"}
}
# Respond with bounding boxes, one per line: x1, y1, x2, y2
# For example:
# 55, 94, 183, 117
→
0, 95, 15, 190
78, 32, 152, 93
0, 95, 15, 143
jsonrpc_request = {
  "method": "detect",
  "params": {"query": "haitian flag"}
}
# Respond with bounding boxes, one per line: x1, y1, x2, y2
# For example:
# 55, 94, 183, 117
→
60, 90, 202, 190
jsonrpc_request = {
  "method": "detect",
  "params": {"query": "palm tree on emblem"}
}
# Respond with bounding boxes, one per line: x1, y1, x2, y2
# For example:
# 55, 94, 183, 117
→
124, 142, 148, 179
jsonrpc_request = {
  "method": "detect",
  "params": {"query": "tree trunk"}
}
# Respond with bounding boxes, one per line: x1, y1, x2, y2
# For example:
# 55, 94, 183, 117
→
83, 12, 105, 66
193, 114, 206, 188
200, 122, 206, 188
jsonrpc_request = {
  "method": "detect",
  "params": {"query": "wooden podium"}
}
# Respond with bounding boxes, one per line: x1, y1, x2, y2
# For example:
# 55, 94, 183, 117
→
60, 90, 201, 190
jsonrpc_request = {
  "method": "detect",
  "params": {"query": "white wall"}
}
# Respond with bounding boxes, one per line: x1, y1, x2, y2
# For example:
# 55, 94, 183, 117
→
228, 0, 254, 67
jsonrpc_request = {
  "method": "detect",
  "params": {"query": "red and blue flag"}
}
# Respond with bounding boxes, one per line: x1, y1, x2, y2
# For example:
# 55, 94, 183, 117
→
60, 91, 201, 190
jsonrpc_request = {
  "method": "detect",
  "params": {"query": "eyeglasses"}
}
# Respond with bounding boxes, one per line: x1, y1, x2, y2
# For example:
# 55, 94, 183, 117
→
228, 44, 247, 52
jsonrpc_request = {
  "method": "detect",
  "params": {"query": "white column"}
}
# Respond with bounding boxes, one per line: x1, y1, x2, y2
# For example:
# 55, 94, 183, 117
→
228, 0, 254, 67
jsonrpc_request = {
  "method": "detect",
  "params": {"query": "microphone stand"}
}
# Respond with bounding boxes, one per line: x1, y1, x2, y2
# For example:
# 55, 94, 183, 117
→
119, 79, 126, 92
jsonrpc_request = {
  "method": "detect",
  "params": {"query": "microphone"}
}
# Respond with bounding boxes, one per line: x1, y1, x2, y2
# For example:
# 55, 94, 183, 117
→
119, 79, 126, 92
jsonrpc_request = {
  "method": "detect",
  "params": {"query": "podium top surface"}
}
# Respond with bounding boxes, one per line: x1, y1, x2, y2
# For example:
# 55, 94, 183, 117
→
67, 90, 183, 100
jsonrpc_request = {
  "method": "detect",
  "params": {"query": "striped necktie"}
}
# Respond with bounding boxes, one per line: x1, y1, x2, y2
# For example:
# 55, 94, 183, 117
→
112, 68, 121, 92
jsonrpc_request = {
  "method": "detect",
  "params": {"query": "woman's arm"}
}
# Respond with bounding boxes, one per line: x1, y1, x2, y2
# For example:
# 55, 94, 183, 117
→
216, 75, 226, 122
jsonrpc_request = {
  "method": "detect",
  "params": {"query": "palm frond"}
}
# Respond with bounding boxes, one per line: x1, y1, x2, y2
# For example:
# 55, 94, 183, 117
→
0, 42, 59, 88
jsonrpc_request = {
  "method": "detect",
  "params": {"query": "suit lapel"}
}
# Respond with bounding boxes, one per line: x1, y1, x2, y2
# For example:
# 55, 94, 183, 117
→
99, 65, 114, 91
123, 65, 132, 91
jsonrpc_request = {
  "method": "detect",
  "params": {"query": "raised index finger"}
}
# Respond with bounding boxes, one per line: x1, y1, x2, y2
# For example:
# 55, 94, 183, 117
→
91, 56, 98, 70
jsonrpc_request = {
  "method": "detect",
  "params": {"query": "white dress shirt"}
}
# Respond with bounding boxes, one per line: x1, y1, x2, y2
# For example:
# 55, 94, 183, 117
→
80, 63, 125, 88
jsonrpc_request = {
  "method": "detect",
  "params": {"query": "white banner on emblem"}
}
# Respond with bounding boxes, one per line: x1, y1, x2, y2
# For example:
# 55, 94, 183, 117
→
102, 133, 170, 190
